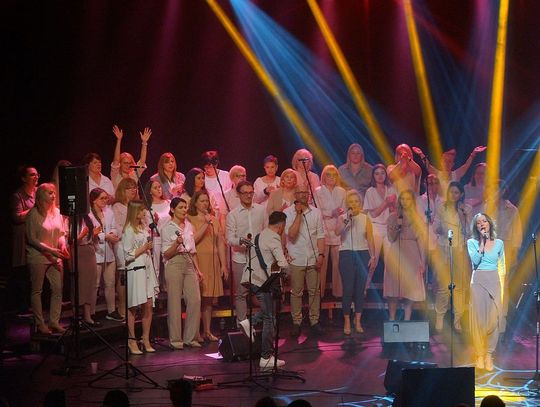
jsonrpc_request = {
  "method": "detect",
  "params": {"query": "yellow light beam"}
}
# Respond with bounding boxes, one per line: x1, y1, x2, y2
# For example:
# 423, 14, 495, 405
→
307, 0, 394, 165
517, 147, 540, 230
484, 0, 509, 217
403, 0, 443, 169
206, 0, 331, 165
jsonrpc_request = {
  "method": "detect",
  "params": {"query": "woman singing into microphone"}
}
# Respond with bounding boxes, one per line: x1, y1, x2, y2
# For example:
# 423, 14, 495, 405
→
161, 198, 203, 350
122, 200, 159, 354
467, 213, 506, 372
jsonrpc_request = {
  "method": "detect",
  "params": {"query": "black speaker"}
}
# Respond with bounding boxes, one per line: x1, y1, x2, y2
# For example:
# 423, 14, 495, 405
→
384, 359, 437, 395
218, 330, 261, 362
396, 367, 475, 407
59, 165, 89, 216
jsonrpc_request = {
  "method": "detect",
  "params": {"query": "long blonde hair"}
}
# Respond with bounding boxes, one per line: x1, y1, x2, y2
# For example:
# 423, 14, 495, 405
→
35, 183, 56, 216
124, 200, 145, 233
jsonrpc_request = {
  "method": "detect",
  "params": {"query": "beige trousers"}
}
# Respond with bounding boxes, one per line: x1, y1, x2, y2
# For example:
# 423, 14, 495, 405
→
289, 264, 320, 326
29, 262, 63, 328
165, 255, 201, 344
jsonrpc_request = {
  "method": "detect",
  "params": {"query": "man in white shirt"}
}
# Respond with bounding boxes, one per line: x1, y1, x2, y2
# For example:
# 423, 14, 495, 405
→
284, 185, 326, 337
226, 181, 266, 325
239, 211, 289, 369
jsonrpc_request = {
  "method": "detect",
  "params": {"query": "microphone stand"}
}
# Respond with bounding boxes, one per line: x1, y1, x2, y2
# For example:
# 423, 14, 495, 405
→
533, 233, 540, 381
448, 231, 455, 368
299, 160, 317, 208
133, 168, 166, 348
211, 163, 234, 329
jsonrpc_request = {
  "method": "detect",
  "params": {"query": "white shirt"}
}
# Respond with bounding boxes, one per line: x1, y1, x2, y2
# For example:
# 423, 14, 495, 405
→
314, 185, 346, 245
339, 213, 369, 251
122, 225, 152, 270
253, 176, 280, 204
88, 173, 114, 197
242, 228, 289, 288
363, 185, 397, 225
226, 203, 267, 263
284, 205, 325, 267
205, 169, 232, 195
223, 188, 241, 214
89, 206, 117, 263
161, 219, 197, 265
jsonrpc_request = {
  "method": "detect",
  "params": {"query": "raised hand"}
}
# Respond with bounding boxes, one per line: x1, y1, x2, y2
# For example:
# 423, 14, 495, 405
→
473, 146, 487, 155
112, 124, 123, 140
140, 127, 152, 143
412, 146, 424, 156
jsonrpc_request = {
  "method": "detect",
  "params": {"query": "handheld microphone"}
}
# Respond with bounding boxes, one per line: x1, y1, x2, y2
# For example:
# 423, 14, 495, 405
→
448, 229, 453, 241
175, 230, 187, 250
298, 157, 310, 162
239, 237, 254, 247
129, 165, 145, 169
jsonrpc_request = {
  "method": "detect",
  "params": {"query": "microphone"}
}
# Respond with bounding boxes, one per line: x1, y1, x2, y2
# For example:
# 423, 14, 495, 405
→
298, 157, 310, 162
129, 165, 145, 169
240, 233, 254, 247
175, 230, 187, 250
447, 229, 453, 241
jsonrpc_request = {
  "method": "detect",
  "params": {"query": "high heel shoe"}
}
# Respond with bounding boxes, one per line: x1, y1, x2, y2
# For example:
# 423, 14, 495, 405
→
142, 342, 156, 353
355, 325, 364, 334
128, 340, 142, 355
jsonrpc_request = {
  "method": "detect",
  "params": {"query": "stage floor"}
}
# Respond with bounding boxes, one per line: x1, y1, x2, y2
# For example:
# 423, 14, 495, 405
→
1, 313, 538, 407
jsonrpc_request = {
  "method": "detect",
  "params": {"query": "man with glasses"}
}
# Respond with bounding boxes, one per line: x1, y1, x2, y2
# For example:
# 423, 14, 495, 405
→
226, 181, 266, 326
284, 185, 326, 337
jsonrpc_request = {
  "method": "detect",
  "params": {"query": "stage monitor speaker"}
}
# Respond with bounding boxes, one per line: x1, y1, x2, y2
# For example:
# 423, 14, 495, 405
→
59, 165, 89, 216
384, 359, 437, 395
397, 367, 475, 407
383, 321, 429, 344
218, 330, 261, 362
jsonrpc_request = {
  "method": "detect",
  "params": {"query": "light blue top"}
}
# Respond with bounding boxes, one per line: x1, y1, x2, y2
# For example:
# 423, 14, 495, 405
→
467, 238, 505, 271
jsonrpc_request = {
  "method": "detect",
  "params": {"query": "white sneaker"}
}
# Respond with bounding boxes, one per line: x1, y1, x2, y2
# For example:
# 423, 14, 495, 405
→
239, 319, 255, 343
259, 356, 285, 370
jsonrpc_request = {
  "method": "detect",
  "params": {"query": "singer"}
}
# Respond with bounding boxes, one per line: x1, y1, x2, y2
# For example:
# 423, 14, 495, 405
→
335, 190, 376, 335
161, 198, 203, 350
225, 181, 266, 326
284, 184, 325, 337
467, 213, 506, 372
291, 149, 320, 202
434, 181, 472, 332
384, 189, 426, 321
122, 200, 159, 354
110, 124, 151, 189
314, 165, 346, 299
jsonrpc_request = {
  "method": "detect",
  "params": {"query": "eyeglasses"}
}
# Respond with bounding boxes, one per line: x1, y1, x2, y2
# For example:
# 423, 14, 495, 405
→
239, 191, 254, 195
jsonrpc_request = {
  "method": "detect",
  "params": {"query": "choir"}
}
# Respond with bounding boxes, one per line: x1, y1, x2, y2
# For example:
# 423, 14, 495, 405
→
10, 125, 523, 372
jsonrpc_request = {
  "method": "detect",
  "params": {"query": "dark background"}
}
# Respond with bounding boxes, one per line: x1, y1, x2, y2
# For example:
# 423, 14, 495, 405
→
4, 0, 540, 273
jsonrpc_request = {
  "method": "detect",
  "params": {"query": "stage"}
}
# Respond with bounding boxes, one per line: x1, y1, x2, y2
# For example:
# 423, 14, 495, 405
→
1, 309, 539, 407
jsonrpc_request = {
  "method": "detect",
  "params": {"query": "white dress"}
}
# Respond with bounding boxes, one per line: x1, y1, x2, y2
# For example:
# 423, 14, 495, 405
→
122, 225, 159, 307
